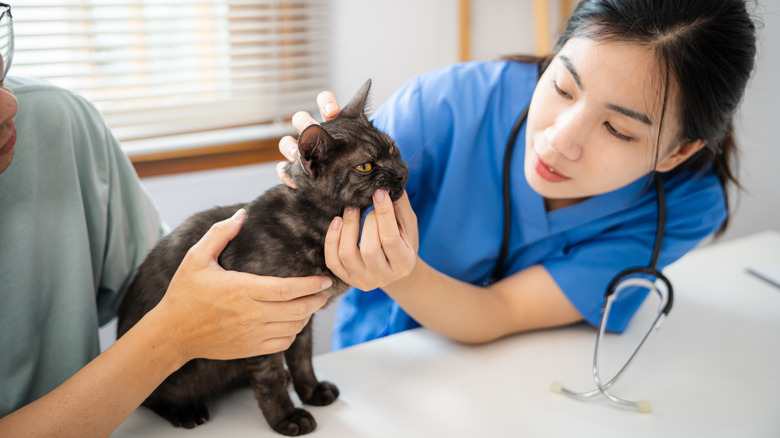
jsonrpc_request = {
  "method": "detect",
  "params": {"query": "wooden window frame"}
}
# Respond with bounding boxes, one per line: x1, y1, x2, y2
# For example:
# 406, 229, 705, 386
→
130, 136, 283, 178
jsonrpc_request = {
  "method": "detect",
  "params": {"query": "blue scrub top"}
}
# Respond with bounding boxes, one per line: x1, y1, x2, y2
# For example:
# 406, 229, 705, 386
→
331, 61, 726, 350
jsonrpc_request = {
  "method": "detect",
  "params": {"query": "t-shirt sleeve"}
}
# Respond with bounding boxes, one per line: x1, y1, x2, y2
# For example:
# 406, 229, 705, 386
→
543, 172, 727, 333
58, 92, 166, 325
97, 125, 165, 325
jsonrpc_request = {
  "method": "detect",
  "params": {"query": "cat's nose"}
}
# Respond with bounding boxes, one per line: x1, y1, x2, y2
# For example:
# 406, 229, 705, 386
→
394, 169, 408, 184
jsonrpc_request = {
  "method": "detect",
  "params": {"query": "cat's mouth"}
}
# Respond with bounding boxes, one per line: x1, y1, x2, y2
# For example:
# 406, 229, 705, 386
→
388, 188, 404, 201
385, 168, 408, 202
351, 187, 403, 209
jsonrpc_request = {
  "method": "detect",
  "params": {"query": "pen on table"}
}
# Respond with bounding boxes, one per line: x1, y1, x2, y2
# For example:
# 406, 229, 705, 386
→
746, 267, 780, 290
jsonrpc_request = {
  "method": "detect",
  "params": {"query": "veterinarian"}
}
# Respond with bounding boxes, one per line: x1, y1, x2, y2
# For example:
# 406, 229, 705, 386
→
0, 4, 331, 435
279, 0, 757, 351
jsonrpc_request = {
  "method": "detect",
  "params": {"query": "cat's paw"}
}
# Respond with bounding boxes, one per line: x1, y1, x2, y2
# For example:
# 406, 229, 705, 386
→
300, 381, 340, 406
272, 408, 317, 436
149, 401, 210, 429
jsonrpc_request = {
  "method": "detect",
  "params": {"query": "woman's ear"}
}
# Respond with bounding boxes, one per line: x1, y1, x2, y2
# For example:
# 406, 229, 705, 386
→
655, 139, 707, 172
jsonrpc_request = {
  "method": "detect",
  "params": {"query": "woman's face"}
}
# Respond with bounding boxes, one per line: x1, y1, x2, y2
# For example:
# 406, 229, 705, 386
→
524, 37, 703, 209
0, 78, 18, 176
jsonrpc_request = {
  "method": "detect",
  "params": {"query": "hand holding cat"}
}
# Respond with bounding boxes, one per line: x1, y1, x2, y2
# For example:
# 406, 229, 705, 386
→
325, 189, 419, 291
149, 208, 331, 362
277, 89, 419, 291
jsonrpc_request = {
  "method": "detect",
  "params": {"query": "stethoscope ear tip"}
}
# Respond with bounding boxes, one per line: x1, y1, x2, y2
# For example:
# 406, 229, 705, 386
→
636, 400, 652, 413
550, 381, 564, 394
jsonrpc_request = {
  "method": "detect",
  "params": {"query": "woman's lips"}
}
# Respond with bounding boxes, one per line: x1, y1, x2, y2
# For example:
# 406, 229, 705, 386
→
0, 128, 16, 156
533, 153, 569, 182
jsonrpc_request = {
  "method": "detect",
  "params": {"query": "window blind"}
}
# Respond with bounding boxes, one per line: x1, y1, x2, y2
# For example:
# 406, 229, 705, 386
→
10, 1, 331, 154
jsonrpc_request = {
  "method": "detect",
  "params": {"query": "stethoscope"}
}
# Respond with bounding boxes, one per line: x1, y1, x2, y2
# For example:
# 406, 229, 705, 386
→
494, 104, 674, 413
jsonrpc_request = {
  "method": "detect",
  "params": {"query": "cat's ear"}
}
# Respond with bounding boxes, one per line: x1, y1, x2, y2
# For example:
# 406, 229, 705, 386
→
339, 79, 372, 119
298, 124, 336, 176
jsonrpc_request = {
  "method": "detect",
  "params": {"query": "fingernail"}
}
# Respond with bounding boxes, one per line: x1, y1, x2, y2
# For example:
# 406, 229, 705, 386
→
374, 190, 386, 202
322, 277, 333, 289
288, 146, 297, 161
231, 208, 246, 222
330, 217, 342, 231
325, 103, 336, 116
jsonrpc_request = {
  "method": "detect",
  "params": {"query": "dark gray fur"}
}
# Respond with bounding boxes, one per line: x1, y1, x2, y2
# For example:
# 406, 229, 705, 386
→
116, 79, 407, 436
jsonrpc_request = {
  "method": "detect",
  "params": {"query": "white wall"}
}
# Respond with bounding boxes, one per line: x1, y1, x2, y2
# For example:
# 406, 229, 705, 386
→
723, 0, 780, 241
326, 0, 459, 115
105, 0, 780, 355
325, 0, 544, 110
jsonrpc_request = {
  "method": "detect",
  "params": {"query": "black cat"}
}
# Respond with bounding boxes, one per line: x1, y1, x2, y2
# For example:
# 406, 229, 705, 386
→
117, 79, 408, 436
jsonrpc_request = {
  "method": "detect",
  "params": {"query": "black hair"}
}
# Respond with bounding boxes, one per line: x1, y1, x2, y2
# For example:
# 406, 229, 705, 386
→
507, 0, 758, 234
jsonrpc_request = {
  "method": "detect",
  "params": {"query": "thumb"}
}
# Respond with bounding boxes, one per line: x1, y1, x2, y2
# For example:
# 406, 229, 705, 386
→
191, 208, 247, 260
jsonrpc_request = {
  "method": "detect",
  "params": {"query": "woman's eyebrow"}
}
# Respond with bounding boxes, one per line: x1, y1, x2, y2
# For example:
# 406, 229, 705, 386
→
559, 55, 653, 126
559, 56, 583, 90
606, 103, 652, 125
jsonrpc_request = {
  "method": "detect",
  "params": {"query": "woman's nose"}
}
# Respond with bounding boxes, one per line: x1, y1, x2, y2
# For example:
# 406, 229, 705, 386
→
545, 108, 584, 161
0, 85, 17, 123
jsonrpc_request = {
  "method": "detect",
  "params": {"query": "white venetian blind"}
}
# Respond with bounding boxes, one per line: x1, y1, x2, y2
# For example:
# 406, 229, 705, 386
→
10, 1, 331, 153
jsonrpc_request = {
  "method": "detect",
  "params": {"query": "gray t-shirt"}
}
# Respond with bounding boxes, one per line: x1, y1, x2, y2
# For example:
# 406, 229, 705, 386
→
0, 76, 164, 415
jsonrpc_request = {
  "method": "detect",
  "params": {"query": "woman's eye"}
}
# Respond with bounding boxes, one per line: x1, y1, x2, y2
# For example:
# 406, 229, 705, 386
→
552, 80, 571, 99
355, 162, 374, 172
605, 122, 633, 142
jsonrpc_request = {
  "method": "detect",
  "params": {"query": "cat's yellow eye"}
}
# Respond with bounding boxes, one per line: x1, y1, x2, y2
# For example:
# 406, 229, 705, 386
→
355, 162, 373, 172
389, 146, 396, 156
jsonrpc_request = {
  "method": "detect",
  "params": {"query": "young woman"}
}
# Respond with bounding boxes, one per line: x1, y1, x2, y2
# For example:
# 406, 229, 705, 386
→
279, 0, 758, 350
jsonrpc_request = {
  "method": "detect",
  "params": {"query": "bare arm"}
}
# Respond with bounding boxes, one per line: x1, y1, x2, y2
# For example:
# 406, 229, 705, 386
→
385, 260, 583, 344
327, 191, 583, 344
0, 209, 330, 437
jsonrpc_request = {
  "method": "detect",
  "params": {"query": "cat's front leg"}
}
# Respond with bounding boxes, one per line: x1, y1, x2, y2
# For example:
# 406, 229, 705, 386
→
242, 354, 316, 436
284, 319, 340, 406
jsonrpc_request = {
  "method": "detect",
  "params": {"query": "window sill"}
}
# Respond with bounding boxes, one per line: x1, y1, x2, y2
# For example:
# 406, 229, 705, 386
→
127, 124, 293, 178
